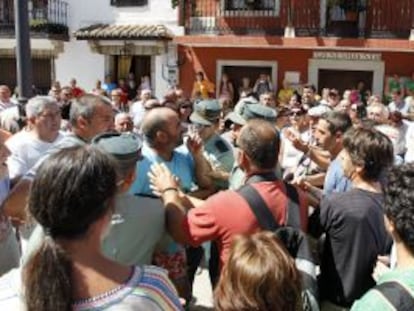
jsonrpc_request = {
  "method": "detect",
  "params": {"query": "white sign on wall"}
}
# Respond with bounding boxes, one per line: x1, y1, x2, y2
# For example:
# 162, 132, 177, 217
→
313, 51, 382, 62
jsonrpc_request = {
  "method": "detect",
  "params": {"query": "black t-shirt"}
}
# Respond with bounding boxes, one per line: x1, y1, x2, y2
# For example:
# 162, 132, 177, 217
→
319, 188, 390, 307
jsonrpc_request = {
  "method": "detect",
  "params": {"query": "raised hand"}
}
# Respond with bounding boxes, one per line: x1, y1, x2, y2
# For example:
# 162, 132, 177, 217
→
148, 163, 180, 197
186, 126, 204, 155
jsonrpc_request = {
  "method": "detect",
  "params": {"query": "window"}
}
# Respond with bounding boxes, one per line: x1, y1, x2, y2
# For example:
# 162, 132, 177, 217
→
225, 0, 276, 11
110, 0, 148, 7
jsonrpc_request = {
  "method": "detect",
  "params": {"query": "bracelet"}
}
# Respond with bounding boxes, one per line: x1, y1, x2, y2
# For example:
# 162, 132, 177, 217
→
161, 187, 179, 194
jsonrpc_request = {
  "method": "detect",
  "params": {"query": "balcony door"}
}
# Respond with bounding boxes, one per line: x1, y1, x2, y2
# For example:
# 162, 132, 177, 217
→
326, 0, 361, 37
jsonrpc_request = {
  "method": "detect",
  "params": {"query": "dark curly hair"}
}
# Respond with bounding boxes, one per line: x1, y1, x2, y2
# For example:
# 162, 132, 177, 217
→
384, 164, 414, 256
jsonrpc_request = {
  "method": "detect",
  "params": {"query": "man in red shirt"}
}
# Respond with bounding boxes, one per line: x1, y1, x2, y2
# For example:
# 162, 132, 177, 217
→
69, 78, 85, 98
149, 119, 308, 269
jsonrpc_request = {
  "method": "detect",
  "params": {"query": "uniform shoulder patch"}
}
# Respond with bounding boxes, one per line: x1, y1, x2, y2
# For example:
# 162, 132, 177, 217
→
215, 139, 229, 152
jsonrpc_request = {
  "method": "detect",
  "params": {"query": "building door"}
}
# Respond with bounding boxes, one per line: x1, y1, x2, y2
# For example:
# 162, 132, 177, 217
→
114, 55, 151, 84
222, 65, 273, 103
318, 69, 373, 96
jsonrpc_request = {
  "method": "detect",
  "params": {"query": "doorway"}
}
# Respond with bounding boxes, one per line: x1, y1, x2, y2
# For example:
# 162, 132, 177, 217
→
222, 65, 272, 103
112, 55, 151, 85
318, 69, 373, 95
217, 60, 278, 103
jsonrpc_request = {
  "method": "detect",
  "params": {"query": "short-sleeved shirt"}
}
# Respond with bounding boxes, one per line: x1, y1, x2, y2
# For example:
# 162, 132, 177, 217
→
129, 143, 195, 195
181, 181, 308, 268
351, 268, 414, 311
102, 193, 166, 266
25, 133, 87, 180
323, 157, 352, 196
0, 266, 183, 310
319, 188, 389, 307
6, 131, 64, 179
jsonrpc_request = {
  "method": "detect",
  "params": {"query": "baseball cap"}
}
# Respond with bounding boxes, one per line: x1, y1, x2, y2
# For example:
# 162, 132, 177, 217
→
190, 99, 221, 126
91, 132, 143, 161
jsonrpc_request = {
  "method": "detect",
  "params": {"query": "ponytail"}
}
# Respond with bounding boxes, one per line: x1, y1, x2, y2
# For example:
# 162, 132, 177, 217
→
24, 236, 72, 311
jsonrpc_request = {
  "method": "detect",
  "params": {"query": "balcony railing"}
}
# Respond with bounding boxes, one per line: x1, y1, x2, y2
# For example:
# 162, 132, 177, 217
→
0, 0, 69, 39
181, 0, 414, 39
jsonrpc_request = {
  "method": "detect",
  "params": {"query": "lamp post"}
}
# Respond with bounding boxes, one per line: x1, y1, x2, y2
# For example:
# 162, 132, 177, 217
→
14, 0, 33, 106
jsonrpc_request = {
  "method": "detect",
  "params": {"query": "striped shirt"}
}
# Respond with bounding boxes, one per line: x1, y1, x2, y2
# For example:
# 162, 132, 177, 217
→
0, 266, 183, 310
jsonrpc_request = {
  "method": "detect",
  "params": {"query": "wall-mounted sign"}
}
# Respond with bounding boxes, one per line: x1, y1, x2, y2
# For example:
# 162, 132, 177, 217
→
313, 51, 382, 61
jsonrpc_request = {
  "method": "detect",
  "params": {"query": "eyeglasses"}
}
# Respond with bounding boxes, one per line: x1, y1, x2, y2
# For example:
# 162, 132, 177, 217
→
180, 105, 192, 109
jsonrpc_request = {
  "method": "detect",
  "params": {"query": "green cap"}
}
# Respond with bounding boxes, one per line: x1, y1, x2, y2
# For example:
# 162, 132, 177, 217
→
190, 99, 221, 126
226, 103, 277, 125
91, 132, 143, 161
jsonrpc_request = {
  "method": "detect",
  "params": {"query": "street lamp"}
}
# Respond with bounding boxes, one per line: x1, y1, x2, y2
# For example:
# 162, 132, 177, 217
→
14, 0, 33, 109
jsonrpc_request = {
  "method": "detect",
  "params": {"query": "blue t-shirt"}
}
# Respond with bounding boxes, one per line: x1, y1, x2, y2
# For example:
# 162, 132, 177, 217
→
323, 157, 352, 196
129, 143, 195, 195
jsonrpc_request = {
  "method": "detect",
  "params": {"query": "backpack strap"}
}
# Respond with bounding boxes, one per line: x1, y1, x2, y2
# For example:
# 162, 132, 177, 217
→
239, 181, 302, 231
284, 182, 301, 229
238, 184, 279, 231
375, 281, 414, 311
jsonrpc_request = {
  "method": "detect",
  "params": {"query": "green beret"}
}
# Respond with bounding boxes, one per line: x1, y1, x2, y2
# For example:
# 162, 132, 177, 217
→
91, 132, 143, 161
190, 99, 221, 126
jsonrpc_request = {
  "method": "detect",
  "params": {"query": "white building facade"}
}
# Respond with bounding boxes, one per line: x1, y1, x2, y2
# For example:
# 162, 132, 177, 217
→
58, 0, 183, 98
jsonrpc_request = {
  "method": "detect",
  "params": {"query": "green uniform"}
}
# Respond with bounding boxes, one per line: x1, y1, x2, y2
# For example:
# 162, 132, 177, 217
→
204, 134, 234, 190
351, 268, 414, 311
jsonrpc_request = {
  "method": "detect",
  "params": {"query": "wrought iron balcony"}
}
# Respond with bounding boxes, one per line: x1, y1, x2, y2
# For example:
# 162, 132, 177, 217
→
180, 0, 414, 39
0, 0, 69, 40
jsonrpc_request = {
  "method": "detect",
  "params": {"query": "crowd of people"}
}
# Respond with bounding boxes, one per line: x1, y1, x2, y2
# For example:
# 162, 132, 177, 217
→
0, 71, 413, 311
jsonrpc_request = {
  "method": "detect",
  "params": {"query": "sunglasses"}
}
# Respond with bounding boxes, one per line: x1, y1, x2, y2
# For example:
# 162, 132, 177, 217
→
290, 111, 306, 117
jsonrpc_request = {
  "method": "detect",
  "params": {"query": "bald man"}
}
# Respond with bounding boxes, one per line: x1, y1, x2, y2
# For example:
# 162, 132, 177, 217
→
128, 107, 212, 197
149, 119, 309, 270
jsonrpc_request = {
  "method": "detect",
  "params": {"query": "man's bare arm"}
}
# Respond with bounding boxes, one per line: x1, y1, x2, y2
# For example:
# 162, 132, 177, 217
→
162, 190, 193, 245
3, 179, 31, 222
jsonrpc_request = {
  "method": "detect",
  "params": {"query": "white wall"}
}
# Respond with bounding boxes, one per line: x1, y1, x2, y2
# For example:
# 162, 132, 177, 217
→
55, 0, 180, 92
154, 54, 173, 99
66, 0, 180, 33
55, 41, 105, 91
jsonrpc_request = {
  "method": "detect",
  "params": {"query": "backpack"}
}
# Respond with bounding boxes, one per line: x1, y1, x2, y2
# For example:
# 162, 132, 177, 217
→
238, 174, 319, 311
374, 281, 414, 311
